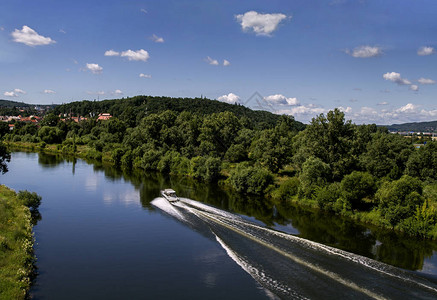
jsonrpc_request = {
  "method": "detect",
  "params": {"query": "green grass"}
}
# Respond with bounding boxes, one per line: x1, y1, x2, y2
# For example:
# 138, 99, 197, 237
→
0, 185, 34, 300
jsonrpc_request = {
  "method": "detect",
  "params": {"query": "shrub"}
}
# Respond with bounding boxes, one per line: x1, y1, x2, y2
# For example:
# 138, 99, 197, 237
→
274, 177, 300, 202
315, 182, 341, 210
17, 190, 41, 210
229, 163, 273, 195
299, 157, 331, 199
340, 171, 376, 210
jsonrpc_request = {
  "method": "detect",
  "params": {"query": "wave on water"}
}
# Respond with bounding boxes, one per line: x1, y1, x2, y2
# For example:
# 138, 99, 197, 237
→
152, 197, 437, 299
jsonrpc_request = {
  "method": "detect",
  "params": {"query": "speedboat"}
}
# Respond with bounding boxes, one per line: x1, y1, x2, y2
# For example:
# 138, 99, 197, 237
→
161, 189, 179, 202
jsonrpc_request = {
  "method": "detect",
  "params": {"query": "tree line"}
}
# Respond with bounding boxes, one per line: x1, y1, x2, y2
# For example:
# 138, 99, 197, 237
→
3, 97, 437, 238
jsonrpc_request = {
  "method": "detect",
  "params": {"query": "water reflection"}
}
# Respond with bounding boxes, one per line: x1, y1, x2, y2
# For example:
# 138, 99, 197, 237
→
35, 152, 437, 274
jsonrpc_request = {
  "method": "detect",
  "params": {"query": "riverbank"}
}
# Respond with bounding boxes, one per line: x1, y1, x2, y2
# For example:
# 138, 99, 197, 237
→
7, 141, 437, 240
0, 185, 40, 300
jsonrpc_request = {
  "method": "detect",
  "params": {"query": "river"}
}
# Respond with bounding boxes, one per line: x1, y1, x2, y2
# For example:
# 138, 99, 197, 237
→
2, 151, 437, 299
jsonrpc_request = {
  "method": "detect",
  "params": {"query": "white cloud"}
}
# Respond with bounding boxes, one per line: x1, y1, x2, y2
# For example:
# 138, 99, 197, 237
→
120, 49, 150, 62
217, 93, 240, 104
409, 84, 419, 92
141, 8, 147, 14
223, 59, 230, 66
0, 26, 4, 31
11, 25, 55, 46
338, 106, 353, 113
264, 94, 299, 106
86, 63, 103, 74
383, 72, 411, 85
59, 29, 66, 34
235, 11, 288, 36
205, 56, 219, 65
3, 89, 26, 97
43, 89, 56, 94
13, 88, 26, 95
151, 34, 164, 43
277, 104, 326, 122
345, 45, 382, 58
418, 77, 435, 85
4, 91, 17, 97
377, 101, 388, 105
139, 73, 152, 78
114, 89, 123, 95
104, 49, 120, 56
417, 46, 435, 56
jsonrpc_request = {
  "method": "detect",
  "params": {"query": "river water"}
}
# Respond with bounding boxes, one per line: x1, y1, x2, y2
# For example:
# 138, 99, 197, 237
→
2, 151, 437, 299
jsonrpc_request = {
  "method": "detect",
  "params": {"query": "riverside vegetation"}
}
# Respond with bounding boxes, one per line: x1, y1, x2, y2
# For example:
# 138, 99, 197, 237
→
0, 186, 41, 300
3, 96, 437, 239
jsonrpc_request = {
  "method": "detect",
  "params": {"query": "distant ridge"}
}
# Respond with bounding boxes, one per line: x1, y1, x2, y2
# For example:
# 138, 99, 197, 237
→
385, 120, 437, 132
0, 99, 31, 108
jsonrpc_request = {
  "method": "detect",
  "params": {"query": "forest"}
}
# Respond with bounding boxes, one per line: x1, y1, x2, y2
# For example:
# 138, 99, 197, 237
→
3, 96, 437, 239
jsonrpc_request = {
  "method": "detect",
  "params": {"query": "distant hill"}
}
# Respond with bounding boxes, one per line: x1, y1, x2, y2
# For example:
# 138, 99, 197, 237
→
385, 120, 437, 132
53, 95, 306, 130
0, 99, 30, 108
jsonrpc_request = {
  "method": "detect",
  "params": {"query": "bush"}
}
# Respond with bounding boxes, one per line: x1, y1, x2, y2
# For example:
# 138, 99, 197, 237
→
315, 182, 341, 210
340, 171, 376, 210
17, 190, 41, 210
229, 163, 273, 195
273, 177, 300, 202
112, 148, 125, 166
299, 157, 331, 199
376, 175, 425, 227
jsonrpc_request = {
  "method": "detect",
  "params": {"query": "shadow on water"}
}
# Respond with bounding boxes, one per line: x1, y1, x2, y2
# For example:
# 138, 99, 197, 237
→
35, 152, 437, 275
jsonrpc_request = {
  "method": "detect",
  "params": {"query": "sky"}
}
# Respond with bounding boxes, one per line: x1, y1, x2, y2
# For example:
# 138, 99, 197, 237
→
1, 0, 437, 124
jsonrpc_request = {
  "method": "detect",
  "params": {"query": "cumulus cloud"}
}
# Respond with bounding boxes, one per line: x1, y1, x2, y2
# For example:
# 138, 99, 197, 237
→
139, 73, 152, 78
120, 49, 150, 62
418, 77, 436, 85
383, 72, 411, 85
417, 46, 435, 56
217, 93, 240, 104
151, 34, 164, 43
377, 101, 389, 106
264, 94, 299, 106
409, 84, 419, 92
235, 11, 288, 36
114, 89, 123, 95
4, 88, 26, 97
276, 104, 326, 122
345, 45, 382, 58
104, 49, 120, 56
205, 56, 219, 65
86, 63, 103, 74
43, 89, 56, 94
11, 25, 55, 46
223, 59, 230, 66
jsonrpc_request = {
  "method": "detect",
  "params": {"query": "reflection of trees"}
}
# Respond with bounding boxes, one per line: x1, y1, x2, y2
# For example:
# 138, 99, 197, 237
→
39, 153, 437, 272
38, 153, 65, 168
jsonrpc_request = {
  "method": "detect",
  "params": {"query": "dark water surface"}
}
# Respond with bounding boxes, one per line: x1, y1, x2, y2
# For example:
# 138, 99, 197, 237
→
2, 152, 437, 299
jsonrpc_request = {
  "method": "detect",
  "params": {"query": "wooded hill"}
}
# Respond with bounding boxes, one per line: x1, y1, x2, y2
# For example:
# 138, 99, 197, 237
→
52, 96, 305, 130
0, 100, 30, 108
386, 120, 437, 132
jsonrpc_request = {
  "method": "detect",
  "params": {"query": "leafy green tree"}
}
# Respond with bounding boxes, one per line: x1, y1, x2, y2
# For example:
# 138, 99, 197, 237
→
0, 141, 11, 174
376, 176, 425, 227
360, 133, 413, 179
299, 156, 331, 198
340, 171, 376, 210
41, 113, 60, 127
406, 142, 437, 182
293, 109, 356, 181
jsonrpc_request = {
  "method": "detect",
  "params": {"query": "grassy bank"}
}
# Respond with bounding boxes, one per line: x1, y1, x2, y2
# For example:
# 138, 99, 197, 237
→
0, 186, 40, 300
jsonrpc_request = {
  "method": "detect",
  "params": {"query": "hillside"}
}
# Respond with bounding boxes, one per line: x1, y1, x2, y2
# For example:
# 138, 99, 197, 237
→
386, 120, 437, 132
52, 95, 306, 130
0, 100, 30, 108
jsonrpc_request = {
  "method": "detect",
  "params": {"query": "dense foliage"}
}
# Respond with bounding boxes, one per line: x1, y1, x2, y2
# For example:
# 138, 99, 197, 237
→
5, 97, 437, 238
0, 186, 41, 300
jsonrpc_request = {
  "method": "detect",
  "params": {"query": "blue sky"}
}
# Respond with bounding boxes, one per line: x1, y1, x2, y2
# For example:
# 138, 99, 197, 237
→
1, 0, 437, 124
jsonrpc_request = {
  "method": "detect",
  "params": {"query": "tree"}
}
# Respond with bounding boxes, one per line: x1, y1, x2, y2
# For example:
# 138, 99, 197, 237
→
340, 171, 376, 210
299, 156, 331, 198
0, 141, 11, 174
406, 142, 437, 182
376, 175, 425, 227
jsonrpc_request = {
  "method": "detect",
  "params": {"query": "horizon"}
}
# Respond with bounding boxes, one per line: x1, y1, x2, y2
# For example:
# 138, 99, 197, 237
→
1, 0, 437, 124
